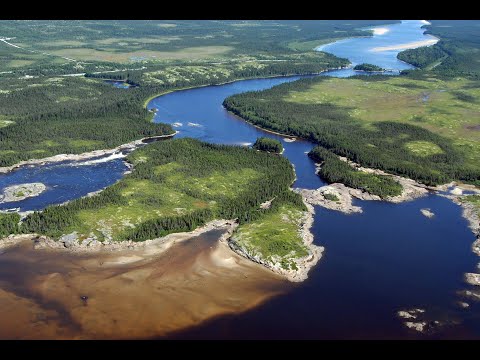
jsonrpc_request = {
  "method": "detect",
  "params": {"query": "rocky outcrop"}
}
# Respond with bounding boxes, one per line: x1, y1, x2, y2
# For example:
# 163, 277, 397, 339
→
397, 309, 428, 333
0, 183, 46, 203
405, 321, 428, 332
59, 232, 80, 248
228, 201, 324, 283
457, 301, 470, 309
420, 208, 435, 218
0, 219, 238, 254
397, 308, 425, 320
336, 157, 430, 203
465, 272, 480, 286
295, 184, 362, 214
461, 289, 480, 301
442, 195, 480, 240
397, 308, 449, 333
473, 239, 480, 257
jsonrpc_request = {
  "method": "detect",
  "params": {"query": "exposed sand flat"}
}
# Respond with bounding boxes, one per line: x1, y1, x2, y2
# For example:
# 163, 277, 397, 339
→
372, 27, 390, 35
0, 229, 287, 339
370, 38, 438, 52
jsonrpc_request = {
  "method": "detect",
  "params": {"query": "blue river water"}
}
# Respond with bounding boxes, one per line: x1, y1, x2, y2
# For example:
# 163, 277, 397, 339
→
1, 20, 478, 338
0, 156, 128, 211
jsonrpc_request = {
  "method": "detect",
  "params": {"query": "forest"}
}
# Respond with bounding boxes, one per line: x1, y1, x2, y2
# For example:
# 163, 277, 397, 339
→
253, 137, 283, 154
0, 52, 349, 167
397, 20, 480, 77
19, 138, 306, 248
353, 63, 385, 72
223, 76, 480, 188
308, 146, 402, 198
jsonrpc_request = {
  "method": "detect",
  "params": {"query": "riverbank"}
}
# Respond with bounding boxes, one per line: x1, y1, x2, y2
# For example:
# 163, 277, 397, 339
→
0, 222, 288, 339
143, 66, 352, 110
228, 199, 323, 282
0, 132, 177, 175
439, 192, 480, 239
370, 36, 439, 52
0, 219, 237, 253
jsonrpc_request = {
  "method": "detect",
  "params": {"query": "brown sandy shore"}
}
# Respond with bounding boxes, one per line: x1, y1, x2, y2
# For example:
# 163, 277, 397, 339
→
0, 222, 289, 339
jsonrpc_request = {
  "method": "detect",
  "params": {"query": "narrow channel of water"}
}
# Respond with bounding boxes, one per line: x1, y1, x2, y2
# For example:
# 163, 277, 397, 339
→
1, 20, 478, 339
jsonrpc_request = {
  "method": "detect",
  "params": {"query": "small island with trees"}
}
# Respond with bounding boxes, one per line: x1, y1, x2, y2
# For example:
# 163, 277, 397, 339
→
253, 137, 283, 154
353, 63, 385, 72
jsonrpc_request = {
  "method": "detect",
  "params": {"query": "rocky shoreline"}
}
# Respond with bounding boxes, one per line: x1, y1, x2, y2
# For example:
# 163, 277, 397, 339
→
228, 200, 323, 282
0, 219, 237, 254
0, 182, 46, 203
442, 194, 480, 239
0, 132, 177, 175
293, 159, 433, 215
0, 211, 321, 283
295, 184, 363, 214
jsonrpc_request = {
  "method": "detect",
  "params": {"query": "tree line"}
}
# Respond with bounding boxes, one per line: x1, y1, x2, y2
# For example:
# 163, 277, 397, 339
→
223, 76, 480, 188
18, 139, 305, 242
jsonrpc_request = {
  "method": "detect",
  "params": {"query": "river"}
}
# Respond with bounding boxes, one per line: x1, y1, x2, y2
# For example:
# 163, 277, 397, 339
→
1, 20, 479, 339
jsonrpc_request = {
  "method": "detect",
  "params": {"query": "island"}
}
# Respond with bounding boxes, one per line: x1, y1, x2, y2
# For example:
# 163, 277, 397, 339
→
353, 63, 385, 72
5, 138, 322, 281
0, 183, 46, 203
252, 137, 283, 154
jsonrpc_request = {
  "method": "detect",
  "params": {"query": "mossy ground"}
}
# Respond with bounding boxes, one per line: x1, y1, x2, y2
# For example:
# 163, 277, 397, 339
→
232, 203, 309, 269
283, 76, 480, 169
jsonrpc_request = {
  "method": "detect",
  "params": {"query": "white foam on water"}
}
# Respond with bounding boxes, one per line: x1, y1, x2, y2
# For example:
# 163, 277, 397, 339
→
73, 153, 126, 166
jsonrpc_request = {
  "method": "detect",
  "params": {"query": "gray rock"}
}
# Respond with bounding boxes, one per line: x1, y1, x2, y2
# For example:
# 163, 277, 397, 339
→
59, 232, 79, 248
88, 240, 102, 248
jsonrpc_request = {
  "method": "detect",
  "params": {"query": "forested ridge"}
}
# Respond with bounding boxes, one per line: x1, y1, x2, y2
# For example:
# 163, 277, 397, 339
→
223, 76, 480, 189
18, 138, 305, 243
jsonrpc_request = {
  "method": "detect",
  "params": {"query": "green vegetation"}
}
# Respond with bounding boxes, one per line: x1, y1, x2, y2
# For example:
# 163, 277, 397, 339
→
398, 20, 480, 77
253, 137, 283, 154
0, 20, 404, 167
232, 203, 308, 270
404, 140, 444, 157
0, 52, 350, 167
353, 63, 385, 72
0, 20, 398, 72
323, 192, 339, 202
0, 76, 173, 166
461, 195, 480, 220
19, 139, 306, 249
223, 74, 480, 187
309, 146, 402, 198
397, 46, 447, 69
0, 213, 20, 238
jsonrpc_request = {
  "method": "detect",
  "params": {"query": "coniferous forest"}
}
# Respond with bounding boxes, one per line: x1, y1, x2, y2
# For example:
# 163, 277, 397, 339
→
20, 138, 305, 242
253, 137, 283, 154
223, 76, 480, 190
